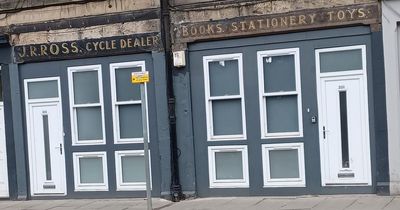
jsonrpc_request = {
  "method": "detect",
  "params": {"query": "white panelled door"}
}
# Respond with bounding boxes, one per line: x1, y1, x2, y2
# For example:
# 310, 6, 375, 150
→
25, 78, 66, 196
28, 103, 66, 195
319, 76, 371, 185
0, 104, 9, 197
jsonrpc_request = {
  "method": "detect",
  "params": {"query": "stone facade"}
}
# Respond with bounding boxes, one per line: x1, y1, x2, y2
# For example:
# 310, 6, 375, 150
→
0, 0, 160, 46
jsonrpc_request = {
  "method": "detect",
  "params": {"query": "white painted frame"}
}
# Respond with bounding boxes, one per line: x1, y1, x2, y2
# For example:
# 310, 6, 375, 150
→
24, 77, 67, 196
316, 45, 367, 78
257, 48, 303, 139
115, 150, 152, 191
68, 65, 106, 145
315, 45, 371, 186
208, 145, 249, 188
203, 53, 247, 141
110, 61, 150, 144
262, 143, 306, 188
0, 102, 8, 198
73, 151, 109, 191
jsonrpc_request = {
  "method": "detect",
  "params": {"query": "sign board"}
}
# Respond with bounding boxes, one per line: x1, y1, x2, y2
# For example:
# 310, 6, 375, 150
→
14, 33, 161, 63
173, 3, 380, 44
131, 71, 150, 84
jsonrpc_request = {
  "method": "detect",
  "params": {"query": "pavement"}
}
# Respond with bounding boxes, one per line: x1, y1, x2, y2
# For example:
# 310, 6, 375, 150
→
0, 194, 399, 210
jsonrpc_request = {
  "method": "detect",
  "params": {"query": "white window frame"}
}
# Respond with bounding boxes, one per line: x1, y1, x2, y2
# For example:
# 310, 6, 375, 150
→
257, 48, 303, 139
24, 77, 67, 196
262, 143, 306, 188
115, 150, 152, 191
68, 65, 106, 145
208, 145, 249, 188
73, 151, 108, 191
316, 45, 367, 78
110, 61, 150, 144
24, 77, 61, 103
203, 53, 247, 141
316, 45, 370, 187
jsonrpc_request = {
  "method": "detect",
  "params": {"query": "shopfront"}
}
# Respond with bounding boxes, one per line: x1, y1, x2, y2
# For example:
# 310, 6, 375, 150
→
3, 32, 173, 198
171, 1, 389, 196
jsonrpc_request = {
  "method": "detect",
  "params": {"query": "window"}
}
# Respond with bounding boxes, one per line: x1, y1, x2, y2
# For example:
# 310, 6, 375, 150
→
110, 61, 149, 144
208, 145, 249, 188
73, 152, 108, 191
115, 150, 151, 191
203, 54, 246, 141
27, 80, 59, 100
262, 143, 305, 187
316, 45, 366, 75
68, 65, 105, 145
257, 48, 303, 138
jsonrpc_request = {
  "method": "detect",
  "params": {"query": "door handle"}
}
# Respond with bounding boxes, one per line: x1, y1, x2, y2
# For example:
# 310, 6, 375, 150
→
55, 144, 63, 155
323, 126, 326, 139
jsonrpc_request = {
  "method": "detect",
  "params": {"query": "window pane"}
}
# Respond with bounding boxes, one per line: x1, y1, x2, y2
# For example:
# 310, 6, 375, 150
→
116, 67, 141, 101
212, 99, 243, 136
119, 104, 143, 139
269, 149, 299, 179
28, 80, 58, 99
209, 60, 240, 96
121, 155, 145, 183
42, 115, 52, 181
264, 54, 296, 93
79, 157, 104, 183
76, 107, 103, 140
339, 91, 350, 168
73, 71, 99, 104
320, 49, 363, 72
215, 151, 243, 180
266, 95, 299, 133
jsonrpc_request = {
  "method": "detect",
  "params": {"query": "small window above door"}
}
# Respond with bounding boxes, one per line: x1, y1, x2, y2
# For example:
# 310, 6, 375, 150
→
26, 78, 60, 100
316, 45, 366, 76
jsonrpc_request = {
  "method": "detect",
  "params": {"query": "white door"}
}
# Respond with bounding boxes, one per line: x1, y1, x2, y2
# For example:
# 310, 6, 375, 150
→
319, 76, 371, 185
25, 78, 66, 196
28, 102, 66, 195
0, 104, 9, 197
317, 46, 371, 186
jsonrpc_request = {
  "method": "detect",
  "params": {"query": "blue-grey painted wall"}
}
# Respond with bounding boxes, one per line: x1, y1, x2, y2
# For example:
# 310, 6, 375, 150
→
0, 44, 30, 200
371, 31, 389, 194
2, 63, 29, 200
173, 53, 196, 196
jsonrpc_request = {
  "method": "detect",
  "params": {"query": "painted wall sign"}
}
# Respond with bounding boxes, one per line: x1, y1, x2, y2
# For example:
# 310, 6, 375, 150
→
14, 32, 161, 63
173, 3, 380, 43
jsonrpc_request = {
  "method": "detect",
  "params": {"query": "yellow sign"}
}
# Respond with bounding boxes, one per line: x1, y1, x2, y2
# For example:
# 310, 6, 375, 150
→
131, 71, 150, 84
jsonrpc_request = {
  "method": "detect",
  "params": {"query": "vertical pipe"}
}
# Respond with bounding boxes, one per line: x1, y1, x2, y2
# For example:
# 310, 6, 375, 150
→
160, 0, 183, 202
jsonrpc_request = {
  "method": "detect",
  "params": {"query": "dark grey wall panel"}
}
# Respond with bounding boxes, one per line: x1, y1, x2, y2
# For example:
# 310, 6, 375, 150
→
5, 63, 28, 199
173, 59, 196, 196
152, 52, 172, 197
370, 31, 389, 194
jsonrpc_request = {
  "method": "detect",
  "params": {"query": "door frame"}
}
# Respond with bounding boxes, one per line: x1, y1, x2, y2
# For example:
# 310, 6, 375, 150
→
0, 103, 9, 198
316, 45, 372, 186
24, 77, 67, 196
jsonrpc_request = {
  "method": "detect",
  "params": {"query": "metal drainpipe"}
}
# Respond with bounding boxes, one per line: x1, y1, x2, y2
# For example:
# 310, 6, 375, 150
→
160, 0, 183, 202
